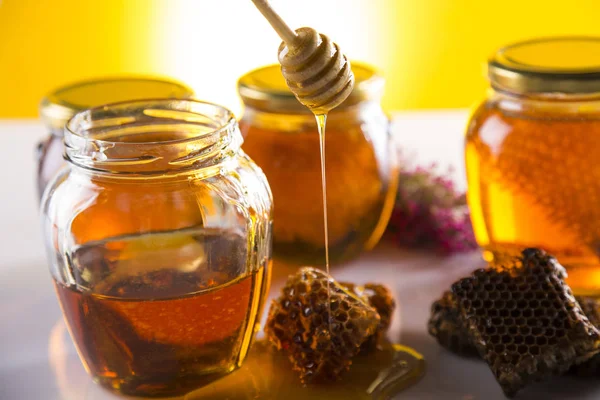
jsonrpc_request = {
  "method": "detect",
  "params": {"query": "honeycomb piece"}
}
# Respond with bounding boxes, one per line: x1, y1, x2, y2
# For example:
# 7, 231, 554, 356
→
570, 297, 600, 377
429, 293, 600, 373
451, 248, 600, 397
428, 291, 478, 356
340, 281, 395, 345
428, 252, 524, 357
265, 267, 380, 383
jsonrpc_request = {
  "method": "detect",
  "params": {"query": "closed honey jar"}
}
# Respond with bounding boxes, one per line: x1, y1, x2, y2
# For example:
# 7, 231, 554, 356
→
465, 37, 600, 296
238, 63, 398, 265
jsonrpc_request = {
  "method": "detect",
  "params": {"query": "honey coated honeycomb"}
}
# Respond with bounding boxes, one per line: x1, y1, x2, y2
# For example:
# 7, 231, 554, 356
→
451, 248, 600, 397
265, 267, 380, 383
340, 281, 395, 347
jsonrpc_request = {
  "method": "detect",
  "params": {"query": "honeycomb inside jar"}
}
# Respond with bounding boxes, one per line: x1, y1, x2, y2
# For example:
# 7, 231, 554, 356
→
466, 99, 600, 296
241, 112, 396, 265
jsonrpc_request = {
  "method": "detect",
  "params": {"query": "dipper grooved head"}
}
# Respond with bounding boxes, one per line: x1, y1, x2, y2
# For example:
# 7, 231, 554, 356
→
278, 27, 354, 114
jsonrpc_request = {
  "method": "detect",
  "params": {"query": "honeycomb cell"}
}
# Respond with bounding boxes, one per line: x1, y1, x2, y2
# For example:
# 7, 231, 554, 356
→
536, 336, 547, 346
265, 267, 380, 383
524, 336, 535, 345
514, 335, 524, 345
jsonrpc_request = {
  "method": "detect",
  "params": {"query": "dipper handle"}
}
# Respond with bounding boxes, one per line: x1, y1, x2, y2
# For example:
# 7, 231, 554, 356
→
251, 0, 355, 114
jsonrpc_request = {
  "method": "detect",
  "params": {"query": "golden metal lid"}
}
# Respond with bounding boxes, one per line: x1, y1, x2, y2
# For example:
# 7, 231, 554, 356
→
488, 37, 600, 95
237, 62, 384, 113
40, 76, 194, 132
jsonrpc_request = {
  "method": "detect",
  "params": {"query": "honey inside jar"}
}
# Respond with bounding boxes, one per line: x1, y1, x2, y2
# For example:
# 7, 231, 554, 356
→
466, 37, 600, 296
238, 63, 398, 265
54, 243, 267, 397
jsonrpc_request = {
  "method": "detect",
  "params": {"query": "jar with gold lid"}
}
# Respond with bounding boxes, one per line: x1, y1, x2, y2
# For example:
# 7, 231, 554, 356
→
37, 76, 194, 199
238, 63, 398, 265
465, 37, 600, 295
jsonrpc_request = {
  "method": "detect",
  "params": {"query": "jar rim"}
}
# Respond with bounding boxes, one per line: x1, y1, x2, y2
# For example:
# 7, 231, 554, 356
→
65, 99, 240, 175
40, 76, 194, 133
488, 36, 600, 96
237, 61, 384, 114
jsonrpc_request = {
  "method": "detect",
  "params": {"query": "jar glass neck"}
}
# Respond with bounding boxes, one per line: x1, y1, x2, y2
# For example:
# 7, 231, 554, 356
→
241, 100, 380, 129
490, 88, 600, 116
65, 99, 242, 176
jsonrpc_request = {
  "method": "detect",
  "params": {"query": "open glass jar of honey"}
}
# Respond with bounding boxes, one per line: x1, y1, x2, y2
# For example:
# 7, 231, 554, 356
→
238, 63, 398, 265
37, 76, 194, 199
41, 99, 273, 397
465, 37, 600, 295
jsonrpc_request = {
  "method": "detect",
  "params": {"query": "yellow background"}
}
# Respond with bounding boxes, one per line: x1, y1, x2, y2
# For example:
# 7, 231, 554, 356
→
1, 0, 600, 117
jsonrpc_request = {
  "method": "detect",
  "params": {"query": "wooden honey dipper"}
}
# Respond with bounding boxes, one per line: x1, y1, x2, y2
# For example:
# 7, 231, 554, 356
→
251, 0, 355, 114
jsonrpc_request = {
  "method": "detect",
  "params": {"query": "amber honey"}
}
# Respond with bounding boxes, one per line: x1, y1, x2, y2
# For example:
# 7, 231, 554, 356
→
466, 102, 600, 295
242, 117, 392, 265
53, 229, 268, 397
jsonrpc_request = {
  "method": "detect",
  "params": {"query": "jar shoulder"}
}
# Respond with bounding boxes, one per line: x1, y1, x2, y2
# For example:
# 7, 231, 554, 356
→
240, 103, 389, 136
467, 93, 600, 140
42, 156, 273, 242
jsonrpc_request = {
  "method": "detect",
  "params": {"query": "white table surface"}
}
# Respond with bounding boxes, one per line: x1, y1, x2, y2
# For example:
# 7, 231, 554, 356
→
1, 111, 598, 400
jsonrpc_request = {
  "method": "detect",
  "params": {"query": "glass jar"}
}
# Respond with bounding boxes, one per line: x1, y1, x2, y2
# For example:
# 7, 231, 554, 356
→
37, 76, 194, 199
238, 63, 398, 265
465, 37, 600, 295
41, 99, 273, 397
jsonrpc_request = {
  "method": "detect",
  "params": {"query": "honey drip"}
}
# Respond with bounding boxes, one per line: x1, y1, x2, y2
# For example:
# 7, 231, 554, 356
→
315, 113, 333, 335
316, 114, 330, 273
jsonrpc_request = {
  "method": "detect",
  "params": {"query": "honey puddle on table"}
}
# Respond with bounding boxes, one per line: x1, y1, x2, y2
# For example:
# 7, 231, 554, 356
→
186, 340, 425, 400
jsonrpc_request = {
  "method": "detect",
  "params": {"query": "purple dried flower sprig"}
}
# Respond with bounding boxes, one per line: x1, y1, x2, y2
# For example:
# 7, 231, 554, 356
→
386, 164, 477, 255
